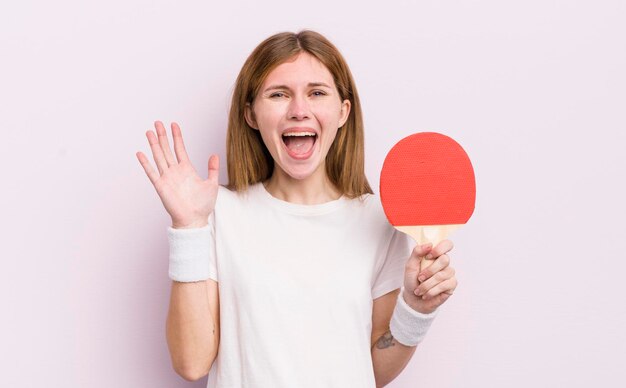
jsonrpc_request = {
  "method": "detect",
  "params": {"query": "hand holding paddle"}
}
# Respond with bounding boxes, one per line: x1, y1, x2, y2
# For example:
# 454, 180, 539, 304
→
401, 240, 457, 313
380, 132, 474, 313
380, 132, 476, 274
136, 121, 220, 229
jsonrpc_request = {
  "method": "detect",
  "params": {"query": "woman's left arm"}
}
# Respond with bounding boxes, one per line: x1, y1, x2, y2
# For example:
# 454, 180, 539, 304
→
371, 240, 458, 387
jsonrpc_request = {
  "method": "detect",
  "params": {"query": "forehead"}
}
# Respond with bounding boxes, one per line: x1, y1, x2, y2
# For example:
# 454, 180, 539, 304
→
262, 52, 335, 87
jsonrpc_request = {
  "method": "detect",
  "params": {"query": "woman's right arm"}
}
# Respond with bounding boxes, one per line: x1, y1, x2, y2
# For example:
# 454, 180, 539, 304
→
166, 278, 220, 381
136, 120, 221, 380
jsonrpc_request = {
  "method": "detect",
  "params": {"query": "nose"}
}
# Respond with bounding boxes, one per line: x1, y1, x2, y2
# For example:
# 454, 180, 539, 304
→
287, 94, 310, 120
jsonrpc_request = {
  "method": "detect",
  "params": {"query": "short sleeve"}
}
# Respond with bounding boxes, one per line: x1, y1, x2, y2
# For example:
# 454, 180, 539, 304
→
167, 211, 218, 282
371, 228, 413, 300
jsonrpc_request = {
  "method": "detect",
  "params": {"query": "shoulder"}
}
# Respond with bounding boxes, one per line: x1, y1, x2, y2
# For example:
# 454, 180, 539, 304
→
348, 192, 384, 214
343, 192, 391, 227
215, 183, 263, 209
215, 185, 235, 207
216, 184, 236, 199
216, 183, 254, 200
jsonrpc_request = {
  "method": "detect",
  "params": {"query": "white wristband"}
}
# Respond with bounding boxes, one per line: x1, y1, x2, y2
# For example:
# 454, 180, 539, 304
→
389, 286, 439, 346
167, 224, 212, 282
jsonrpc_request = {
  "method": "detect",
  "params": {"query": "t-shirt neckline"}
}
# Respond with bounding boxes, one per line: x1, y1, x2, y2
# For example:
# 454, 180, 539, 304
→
254, 182, 347, 215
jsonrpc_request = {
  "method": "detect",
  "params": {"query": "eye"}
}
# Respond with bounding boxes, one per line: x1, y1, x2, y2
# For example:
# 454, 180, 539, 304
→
269, 92, 286, 98
311, 90, 327, 96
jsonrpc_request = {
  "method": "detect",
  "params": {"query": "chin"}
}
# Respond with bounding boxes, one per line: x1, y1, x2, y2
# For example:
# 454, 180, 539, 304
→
283, 166, 318, 180
277, 157, 323, 181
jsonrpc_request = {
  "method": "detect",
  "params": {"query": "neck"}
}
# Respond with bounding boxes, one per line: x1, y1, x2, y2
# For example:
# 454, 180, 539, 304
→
264, 164, 341, 205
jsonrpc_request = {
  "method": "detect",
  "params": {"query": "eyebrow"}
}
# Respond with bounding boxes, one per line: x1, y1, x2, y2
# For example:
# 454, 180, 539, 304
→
263, 82, 332, 93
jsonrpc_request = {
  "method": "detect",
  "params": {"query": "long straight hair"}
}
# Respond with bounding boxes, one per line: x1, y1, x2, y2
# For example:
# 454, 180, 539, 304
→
226, 30, 372, 198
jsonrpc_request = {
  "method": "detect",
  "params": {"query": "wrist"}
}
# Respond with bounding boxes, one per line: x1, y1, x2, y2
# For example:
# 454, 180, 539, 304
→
167, 224, 212, 282
171, 219, 209, 229
402, 289, 437, 314
390, 286, 438, 347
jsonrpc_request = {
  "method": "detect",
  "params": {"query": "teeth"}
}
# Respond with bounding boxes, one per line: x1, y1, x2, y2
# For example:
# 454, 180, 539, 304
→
283, 132, 316, 137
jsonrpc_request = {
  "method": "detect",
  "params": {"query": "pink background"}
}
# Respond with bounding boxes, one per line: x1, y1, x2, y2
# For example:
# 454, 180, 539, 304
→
2, 0, 625, 386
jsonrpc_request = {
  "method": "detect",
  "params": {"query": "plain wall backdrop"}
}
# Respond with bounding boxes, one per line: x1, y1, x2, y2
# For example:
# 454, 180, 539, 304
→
1, 0, 625, 387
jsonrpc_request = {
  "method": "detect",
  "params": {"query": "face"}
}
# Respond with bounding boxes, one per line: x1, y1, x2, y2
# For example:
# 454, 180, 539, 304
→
245, 52, 351, 181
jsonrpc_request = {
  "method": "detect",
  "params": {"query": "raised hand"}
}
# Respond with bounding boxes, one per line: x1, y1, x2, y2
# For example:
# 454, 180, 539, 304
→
136, 121, 219, 229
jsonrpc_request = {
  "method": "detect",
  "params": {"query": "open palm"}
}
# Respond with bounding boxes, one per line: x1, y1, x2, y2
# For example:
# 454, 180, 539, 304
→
136, 121, 219, 229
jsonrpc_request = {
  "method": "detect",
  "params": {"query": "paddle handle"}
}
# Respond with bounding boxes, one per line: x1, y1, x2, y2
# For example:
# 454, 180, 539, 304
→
396, 224, 461, 274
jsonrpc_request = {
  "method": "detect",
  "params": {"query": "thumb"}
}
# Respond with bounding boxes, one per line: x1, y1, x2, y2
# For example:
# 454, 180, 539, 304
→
208, 154, 219, 182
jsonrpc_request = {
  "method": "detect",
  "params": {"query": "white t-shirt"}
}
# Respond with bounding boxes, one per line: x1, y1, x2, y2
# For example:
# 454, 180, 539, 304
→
177, 182, 413, 388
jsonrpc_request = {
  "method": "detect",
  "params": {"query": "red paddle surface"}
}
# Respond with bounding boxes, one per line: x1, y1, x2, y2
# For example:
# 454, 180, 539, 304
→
380, 132, 476, 226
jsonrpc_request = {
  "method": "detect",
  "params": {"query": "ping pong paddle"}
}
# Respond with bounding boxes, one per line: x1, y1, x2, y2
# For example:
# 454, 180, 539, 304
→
380, 132, 476, 273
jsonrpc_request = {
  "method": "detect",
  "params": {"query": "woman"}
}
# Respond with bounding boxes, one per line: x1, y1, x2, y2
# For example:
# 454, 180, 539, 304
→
136, 30, 457, 387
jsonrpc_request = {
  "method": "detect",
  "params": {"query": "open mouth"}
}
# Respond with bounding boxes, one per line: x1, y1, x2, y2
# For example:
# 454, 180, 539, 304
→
282, 132, 317, 158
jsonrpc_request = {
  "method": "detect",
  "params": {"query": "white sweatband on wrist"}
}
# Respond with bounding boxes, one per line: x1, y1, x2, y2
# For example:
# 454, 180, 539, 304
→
389, 286, 439, 346
167, 224, 212, 282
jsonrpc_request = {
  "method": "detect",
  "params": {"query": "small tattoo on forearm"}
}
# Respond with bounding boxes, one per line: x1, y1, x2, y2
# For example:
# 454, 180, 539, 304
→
375, 331, 396, 350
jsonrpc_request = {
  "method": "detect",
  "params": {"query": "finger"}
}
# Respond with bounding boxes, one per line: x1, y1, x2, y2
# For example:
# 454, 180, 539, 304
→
435, 292, 452, 304
208, 154, 219, 183
418, 253, 451, 283
415, 242, 433, 257
136, 151, 159, 186
424, 239, 454, 261
146, 130, 168, 175
171, 122, 190, 164
421, 276, 458, 300
415, 265, 455, 296
154, 121, 177, 166
405, 243, 433, 272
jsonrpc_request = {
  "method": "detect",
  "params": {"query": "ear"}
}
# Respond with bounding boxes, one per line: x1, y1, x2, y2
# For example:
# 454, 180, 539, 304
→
244, 102, 258, 130
338, 99, 351, 128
